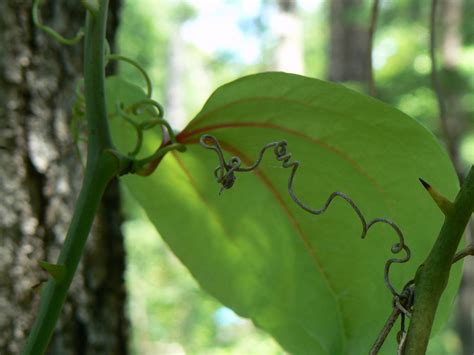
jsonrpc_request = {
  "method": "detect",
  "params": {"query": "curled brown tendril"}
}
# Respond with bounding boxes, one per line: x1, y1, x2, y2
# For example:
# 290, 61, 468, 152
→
200, 134, 411, 298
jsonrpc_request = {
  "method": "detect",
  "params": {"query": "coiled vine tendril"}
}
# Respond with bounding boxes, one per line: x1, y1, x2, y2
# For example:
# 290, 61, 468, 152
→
106, 54, 153, 98
200, 134, 415, 352
199, 134, 411, 299
33, 0, 86, 45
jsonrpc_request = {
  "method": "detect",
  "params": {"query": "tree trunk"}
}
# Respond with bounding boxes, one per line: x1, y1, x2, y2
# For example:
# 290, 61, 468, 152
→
439, 1, 474, 353
439, 0, 467, 174
0, 1, 128, 354
329, 0, 369, 83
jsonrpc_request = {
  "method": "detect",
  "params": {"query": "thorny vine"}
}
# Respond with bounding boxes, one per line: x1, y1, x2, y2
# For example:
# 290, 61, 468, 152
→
200, 134, 414, 352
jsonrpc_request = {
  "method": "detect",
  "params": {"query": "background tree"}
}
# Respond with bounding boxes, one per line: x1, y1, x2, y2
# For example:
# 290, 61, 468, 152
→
0, 1, 127, 353
438, 0, 474, 353
329, 0, 369, 83
272, 0, 304, 74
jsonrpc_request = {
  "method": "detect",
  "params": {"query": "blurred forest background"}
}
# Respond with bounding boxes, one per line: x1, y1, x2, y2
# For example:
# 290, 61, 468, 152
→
0, 0, 472, 354
117, 0, 473, 354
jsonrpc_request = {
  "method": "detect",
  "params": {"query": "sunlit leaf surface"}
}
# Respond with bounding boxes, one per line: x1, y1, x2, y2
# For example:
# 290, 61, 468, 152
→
107, 73, 460, 354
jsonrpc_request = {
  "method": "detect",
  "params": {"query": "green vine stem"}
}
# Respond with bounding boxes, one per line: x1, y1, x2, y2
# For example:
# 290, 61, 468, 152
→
403, 166, 474, 354
22, 2, 118, 353
33, 0, 85, 45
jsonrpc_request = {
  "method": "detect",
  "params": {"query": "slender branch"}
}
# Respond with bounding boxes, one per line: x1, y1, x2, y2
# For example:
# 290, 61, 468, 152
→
403, 166, 474, 354
22, 2, 116, 353
370, 308, 401, 354
453, 244, 474, 264
367, 0, 380, 96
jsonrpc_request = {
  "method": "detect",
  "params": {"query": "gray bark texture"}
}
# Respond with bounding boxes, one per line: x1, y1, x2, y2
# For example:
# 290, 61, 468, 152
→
0, 1, 128, 354
329, 0, 370, 83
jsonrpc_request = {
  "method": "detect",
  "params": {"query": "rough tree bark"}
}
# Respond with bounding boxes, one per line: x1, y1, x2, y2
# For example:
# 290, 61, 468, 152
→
329, 0, 370, 83
0, 1, 127, 354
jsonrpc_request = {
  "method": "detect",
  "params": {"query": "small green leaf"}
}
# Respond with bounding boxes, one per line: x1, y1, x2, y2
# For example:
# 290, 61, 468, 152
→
110, 72, 460, 354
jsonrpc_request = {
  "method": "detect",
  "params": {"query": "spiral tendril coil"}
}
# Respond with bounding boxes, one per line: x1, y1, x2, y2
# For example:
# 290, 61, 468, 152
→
200, 134, 411, 297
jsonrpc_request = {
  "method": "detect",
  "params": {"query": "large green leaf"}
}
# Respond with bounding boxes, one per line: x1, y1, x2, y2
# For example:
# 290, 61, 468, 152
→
107, 73, 460, 354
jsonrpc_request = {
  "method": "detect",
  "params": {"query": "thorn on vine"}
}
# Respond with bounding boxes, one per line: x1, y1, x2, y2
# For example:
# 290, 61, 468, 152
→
38, 261, 66, 283
31, 278, 47, 293
419, 178, 453, 215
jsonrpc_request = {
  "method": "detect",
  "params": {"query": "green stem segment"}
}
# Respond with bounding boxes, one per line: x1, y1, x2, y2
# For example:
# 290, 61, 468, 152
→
83, 1, 112, 153
403, 166, 474, 354
22, 2, 115, 353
